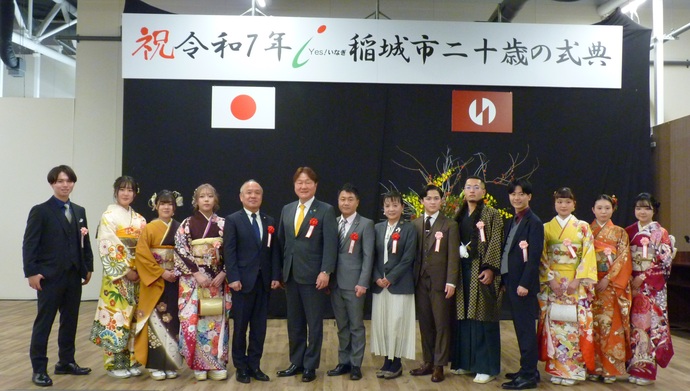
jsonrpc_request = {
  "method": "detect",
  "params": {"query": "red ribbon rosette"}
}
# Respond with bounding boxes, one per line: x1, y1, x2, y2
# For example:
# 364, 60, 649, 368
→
391, 232, 401, 254
267, 225, 275, 247
306, 218, 318, 238
348, 232, 359, 253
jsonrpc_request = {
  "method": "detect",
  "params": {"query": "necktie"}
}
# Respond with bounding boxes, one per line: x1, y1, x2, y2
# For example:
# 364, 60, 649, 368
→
339, 218, 347, 242
425, 215, 432, 233
295, 204, 305, 237
251, 213, 261, 241
64, 203, 72, 223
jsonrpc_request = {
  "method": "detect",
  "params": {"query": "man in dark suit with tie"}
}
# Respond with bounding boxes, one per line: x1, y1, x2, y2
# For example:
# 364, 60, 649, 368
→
22, 165, 94, 387
224, 180, 281, 384
500, 179, 543, 390
326, 183, 374, 381
410, 184, 460, 383
276, 167, 338, 382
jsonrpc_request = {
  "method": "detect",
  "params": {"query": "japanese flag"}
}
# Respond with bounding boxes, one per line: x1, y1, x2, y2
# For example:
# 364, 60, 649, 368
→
212, 86, 275, 129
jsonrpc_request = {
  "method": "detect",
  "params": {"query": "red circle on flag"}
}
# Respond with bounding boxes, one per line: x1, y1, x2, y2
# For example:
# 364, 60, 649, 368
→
230, 94, 257, 121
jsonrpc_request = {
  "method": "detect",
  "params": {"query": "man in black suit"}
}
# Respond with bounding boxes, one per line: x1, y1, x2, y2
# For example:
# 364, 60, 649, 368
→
276, 167, 338, 382
22, 165, 94, 387
224, 180, 281, 384
500, 179, 544, 390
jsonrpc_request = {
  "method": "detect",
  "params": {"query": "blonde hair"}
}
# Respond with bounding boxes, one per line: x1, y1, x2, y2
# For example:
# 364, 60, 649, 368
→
191, 183, 220, 212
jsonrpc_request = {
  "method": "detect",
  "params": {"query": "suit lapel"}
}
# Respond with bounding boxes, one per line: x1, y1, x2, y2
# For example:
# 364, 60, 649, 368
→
509, 210, 531, 252
287, 201, 298, 237
297, 200, 318, 236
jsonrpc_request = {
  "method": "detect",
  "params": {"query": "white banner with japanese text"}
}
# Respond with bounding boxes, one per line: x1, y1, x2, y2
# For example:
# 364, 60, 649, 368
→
122, 14, 622, 89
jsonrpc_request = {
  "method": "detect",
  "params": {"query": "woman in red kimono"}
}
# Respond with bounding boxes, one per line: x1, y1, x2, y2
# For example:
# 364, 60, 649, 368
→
625, 193, 674, 386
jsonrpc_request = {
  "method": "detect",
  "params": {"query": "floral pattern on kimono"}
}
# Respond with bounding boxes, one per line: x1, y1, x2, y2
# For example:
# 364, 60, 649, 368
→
625, 221, 674, 381
90, 204, 146, 359
538, 215, 597, 380
174, 211, 231, 371
590, 220, 632, 377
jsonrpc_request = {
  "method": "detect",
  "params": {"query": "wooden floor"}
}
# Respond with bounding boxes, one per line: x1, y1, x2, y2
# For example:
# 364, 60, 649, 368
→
1, 300, 688, 390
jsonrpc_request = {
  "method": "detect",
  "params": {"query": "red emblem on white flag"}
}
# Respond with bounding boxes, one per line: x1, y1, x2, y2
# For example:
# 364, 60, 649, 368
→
212, 86, 275, 129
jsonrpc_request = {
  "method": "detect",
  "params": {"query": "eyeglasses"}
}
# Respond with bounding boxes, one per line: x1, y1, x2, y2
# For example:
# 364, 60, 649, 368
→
464, 185, 482, 191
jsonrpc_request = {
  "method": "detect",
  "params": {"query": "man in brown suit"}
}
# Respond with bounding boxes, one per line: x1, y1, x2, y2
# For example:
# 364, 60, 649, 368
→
410, 184, 460, 382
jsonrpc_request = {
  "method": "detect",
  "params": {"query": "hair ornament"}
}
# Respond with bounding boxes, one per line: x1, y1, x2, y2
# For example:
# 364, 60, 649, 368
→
148, 192, 157, 211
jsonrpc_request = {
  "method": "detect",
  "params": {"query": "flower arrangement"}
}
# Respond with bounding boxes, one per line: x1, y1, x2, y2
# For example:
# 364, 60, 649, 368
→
386, 147, 538, 220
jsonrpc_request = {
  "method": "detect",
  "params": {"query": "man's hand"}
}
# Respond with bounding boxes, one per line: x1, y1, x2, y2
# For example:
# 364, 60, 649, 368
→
82, 271, 92, 286
271, 280, 283, 290
315, 272, 330, 290
229, 280, 242, 291
478, 269, 494, 285
354, 285, 367, 298
445, 284, 456, 299
28, 274, 44, 291
517, 285, 528, 296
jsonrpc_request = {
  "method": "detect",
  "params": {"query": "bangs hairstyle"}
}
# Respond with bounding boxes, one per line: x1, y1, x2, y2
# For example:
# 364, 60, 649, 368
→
382, 190, 403, 205
594, 194, 618, 211
293, 166, 319, 183
192, 183, 220, 212
113, 175, 139, 198
508, 178, 532, 195
553, 187, 576, 201
421, 184, 442, 198
155, 190, 176, 206
634, 192, 660, 211
47, 165, 77, 184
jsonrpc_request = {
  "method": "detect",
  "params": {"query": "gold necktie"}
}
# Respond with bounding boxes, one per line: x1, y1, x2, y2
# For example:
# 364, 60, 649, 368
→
295, 204, 305, 237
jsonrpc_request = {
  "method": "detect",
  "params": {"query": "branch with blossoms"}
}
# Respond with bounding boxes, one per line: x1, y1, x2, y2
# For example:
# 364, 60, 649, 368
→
384, 146, 538, 220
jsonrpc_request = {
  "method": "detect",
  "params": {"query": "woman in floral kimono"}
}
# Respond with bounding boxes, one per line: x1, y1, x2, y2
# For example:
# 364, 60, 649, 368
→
588, 194, 631, 384
133, 190, 184, 380
174, 184, 230, 381
538, 187, 597, 386
625, 193, 674, 386
90, 176, 147, 378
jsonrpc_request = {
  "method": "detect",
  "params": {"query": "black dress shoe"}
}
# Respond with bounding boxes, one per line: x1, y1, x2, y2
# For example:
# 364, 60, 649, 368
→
350, 366, 362, 380
302, 369, 316, 382
32, 372, 53, 387
249, 368, 270, 381
54, 362, 91, 375
277, 364, 303, 377
502, 375, 538, 390
236, 368, 250, 384
506, 370, 540, 382
327, 363, 351, 376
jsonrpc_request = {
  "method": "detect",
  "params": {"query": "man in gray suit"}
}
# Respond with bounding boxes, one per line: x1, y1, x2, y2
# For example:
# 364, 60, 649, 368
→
276, 167, 338, 382
326, 183, 374, 381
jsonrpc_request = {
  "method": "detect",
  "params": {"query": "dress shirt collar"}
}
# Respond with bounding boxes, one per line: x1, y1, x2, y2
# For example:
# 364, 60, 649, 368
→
515, 207, 530, 223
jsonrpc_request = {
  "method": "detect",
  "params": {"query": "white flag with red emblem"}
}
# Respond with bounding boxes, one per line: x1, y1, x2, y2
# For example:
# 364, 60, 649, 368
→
211, 86, 275, 129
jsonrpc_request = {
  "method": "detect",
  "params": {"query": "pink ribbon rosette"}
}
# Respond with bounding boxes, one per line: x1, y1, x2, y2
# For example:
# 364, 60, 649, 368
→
267, 226, 275, 247
562, 238, 577, 258
349, 232, 359, 254
476, 221, 486, 242
306, 218, 318, 238
640, 237, 650, 258
603, 247, 612, 263
434, 231, 443, 252
519, 240, 528, 262
391, 232, 401, 254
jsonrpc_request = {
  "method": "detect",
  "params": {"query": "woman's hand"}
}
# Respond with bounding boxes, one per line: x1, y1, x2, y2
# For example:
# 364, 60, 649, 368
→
194, 271, 210, 288
549, 279, 564, 296
161, 270, 177, 283
376, 278, 390, 289
632, 275, 645, 290
566, 278, 580, 295
125, 270, 139, 282
595, 277, 609, 293
211, 271, 226, 288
